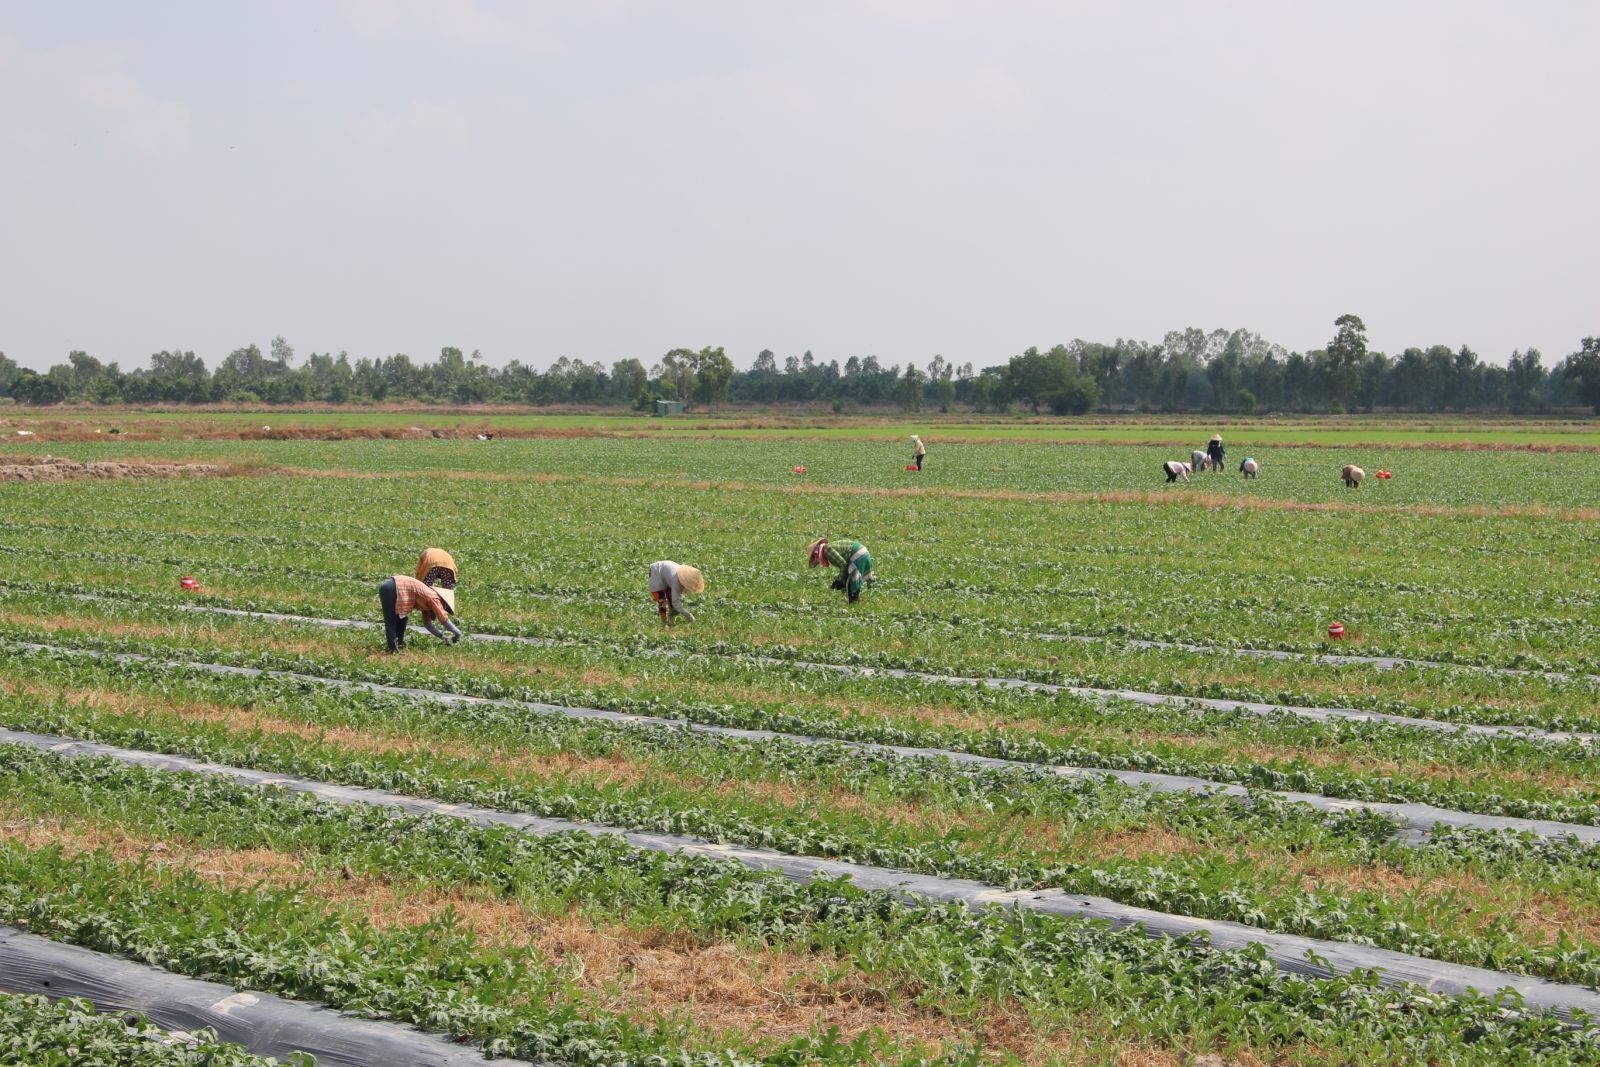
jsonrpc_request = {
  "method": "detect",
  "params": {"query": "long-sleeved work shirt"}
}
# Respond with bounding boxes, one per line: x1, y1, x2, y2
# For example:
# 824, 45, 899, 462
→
389, 575, 462, 639
648, 561, 694, 619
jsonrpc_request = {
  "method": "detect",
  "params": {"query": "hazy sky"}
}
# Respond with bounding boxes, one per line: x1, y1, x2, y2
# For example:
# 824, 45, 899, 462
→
2, 1, 1596, 373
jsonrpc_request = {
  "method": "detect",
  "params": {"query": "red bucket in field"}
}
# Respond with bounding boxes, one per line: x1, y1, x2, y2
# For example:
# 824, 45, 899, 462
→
905, 464, 919, 471
180, 576, 200, 592
1327, 621, 1345, 640
792, 466, 807, 474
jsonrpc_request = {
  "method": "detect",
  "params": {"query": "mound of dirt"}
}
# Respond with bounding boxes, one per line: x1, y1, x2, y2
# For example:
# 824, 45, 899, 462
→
0, 457, 224, 482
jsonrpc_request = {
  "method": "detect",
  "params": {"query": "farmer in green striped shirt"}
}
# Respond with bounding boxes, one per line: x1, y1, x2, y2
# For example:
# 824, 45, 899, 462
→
808, 537, 874, 603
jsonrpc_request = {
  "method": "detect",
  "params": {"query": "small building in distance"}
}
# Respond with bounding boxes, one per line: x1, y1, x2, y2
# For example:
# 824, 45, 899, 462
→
653, 399, 686, 416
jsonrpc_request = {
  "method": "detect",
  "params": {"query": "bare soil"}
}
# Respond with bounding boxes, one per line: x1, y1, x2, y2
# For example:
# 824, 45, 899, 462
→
0, 456, 225, 482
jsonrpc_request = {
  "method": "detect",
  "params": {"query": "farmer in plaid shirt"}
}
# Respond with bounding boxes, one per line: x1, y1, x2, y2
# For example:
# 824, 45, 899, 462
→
377, 574, 462, 653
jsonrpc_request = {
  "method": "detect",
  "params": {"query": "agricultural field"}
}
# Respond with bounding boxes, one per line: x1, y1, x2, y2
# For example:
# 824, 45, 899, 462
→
2, 413, 1600, 1065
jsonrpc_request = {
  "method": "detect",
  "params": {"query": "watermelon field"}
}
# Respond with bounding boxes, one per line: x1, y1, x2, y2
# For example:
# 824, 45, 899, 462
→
2, 418, 1600, 1065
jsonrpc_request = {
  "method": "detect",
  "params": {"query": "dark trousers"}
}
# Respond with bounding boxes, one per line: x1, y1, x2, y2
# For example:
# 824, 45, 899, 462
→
914, 454, 924, 469
378, 578, 407, 652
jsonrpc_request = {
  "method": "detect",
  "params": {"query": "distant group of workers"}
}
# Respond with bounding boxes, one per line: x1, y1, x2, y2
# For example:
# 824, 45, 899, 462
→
1166, 435, 1257, 482
1159, 434, 1366, 487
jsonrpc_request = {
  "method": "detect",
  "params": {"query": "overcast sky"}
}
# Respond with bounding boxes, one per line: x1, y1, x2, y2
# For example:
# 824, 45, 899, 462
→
2, 1, 1596, 373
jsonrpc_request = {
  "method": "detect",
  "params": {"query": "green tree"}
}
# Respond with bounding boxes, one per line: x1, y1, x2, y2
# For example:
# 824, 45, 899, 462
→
1001, 348, 1058, 414
1328, 314, 1368, 363
1507, 349, 1546, 413
1565, 338, 1600, 414
691, 346, 735, 407
217, 344, 268, 396
611, 358, 649, 406
269, 335, 295, 372
897, 365, 926, 411
1324, 314, 1368, 409
655, 348, 695, 402
9, 368, 67, 404
1046, 373, 1098, 414
1002, 347, 1099, 415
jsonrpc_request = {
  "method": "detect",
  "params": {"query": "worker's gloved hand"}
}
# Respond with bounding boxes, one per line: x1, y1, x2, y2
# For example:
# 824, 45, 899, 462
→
830, 576, 846, 591
450, 633, 462, 644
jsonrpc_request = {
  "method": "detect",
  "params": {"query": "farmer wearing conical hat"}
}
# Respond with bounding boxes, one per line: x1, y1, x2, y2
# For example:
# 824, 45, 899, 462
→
649, 560, 703, 624
377, 574, 462, 653
1239, 456, 1260, 479
1205, 434, 1225, 473
416, 547, 458, 589
808, 537, 874, 603
910, 435, 927, 470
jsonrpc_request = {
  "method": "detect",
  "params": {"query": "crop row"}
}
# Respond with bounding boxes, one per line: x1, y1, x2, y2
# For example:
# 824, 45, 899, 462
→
0, 994, 288, 1067
3, 742, 1600, 1066
7, 646, 1600, 990
6, 611, 1600, 817
36, 583, 1600, 746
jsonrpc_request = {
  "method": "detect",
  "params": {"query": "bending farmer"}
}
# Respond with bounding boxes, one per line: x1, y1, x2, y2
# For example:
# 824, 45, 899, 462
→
808, 537, 873, 603
416, 547, 458, 589
648, 560, 703, 624
377, 575, 461, 653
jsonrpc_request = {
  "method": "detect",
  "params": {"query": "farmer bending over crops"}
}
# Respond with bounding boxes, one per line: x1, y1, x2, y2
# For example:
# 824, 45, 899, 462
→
649, 560, 703, 624
416, 547, 458, 590
1163, 460, 1191, 483
808, 537, 874, 603
1206, 435, 1225, 473
1341, 464, 1365, 488
1240, 457, 1259, 479
1190, 449, 1209, 472
377, 575, 461, 653
910, 435, 927, 470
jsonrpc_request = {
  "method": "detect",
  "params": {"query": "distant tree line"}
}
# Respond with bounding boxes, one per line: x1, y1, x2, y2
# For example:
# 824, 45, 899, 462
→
3, 319, 1599, 415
